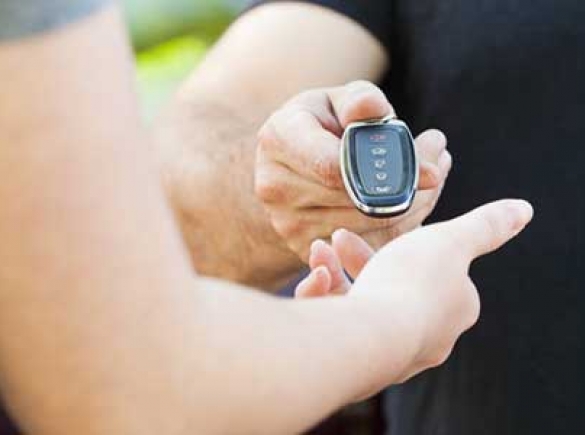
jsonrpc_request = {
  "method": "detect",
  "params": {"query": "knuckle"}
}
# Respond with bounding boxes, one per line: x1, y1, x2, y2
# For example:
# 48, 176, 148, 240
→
273, 216, 306, 241
363, 224, 403, 248
483, 212, 504, 251
284, 107, 314, 132
255, 176, 287, 204
258, 106, 306, 152
347, 80, 380, 94
295, 243, 312, 263
421, 340, 456, 369
288, 89, 322, 105
312, 156, 341, 188
464, 285, 481, 329
429, 346, 453, 368
257, 121, 280, 155
438, 223, 466, 257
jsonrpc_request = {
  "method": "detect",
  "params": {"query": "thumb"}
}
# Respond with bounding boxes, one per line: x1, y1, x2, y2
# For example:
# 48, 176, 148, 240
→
328, 81, 394, 128
440, 199, 534, 260
331, 229, 375, 279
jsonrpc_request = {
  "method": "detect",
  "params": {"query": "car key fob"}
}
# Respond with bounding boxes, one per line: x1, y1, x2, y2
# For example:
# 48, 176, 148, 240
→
340, 116, 418, 218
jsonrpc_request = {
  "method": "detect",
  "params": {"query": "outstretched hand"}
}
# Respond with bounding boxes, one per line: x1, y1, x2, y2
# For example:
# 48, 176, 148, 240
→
295, 199, 533, 383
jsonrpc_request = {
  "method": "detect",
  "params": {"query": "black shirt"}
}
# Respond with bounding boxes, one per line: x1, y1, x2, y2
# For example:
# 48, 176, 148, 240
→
252, 1, 585, 434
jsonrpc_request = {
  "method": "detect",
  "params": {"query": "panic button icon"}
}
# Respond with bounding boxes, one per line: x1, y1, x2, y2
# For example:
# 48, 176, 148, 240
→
370, 134, 388, 142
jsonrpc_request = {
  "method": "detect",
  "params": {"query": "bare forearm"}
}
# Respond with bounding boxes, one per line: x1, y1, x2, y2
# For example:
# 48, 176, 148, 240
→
176, 278, 406, 434
154, 97, 302, 290
0, 6, 404, 434
154, 3, 389, 290
2, 273, 406, 435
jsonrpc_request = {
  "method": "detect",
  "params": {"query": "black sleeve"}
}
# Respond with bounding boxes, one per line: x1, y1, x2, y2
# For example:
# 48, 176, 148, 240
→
0, 0, 111, 41
247, 0, 392, 53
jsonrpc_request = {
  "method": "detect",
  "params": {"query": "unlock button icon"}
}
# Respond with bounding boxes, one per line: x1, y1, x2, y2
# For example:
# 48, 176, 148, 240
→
374, 159, 387, 169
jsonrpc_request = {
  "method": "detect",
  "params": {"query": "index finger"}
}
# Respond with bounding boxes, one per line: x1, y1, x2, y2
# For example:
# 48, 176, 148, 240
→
259, 104, 345, 189
440, 199, 534, 260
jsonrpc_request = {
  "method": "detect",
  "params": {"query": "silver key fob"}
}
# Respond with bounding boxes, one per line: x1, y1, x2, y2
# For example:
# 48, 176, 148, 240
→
340, 116, 418, 218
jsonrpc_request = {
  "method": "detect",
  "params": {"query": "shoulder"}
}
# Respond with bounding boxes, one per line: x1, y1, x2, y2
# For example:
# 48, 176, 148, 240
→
0, 0, 112, 41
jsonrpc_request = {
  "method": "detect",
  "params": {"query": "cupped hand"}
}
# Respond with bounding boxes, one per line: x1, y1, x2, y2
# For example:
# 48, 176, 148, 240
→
296, 199, 534, 385
295, 230, 372, 298
256, 81, 451, 262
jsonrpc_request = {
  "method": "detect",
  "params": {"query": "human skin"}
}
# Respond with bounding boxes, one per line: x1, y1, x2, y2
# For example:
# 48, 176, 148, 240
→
0, 4, 533, 435
255, 83, 451, 262
154, 3, 449, 291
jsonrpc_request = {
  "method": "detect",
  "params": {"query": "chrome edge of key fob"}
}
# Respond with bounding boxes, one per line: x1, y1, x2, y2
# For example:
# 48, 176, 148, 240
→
340, 115, 419, 218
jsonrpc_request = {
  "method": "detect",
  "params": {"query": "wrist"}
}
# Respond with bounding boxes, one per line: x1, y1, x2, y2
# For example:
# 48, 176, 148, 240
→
172, 191, 303, 291
348, 284, 429, 390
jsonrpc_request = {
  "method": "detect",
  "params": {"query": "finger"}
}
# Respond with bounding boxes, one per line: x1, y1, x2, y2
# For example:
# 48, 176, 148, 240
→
259, 106, 344, 189
360, 202, 430, 250
295, 266, 332, 298
309, 239, 352, 295
438, 149, 453, 178
267, 148, 450, 249
255, 159, 354, 208
304, 177, 445, 237
281, 204, 416, 253
441, 199, 534, 259
269, 180, 446, 258
418, 161, 442, 190
360, 174, 450, 251
399, 150, 451, 225
414, 129, 449, 190
328, 81, 395, 127
409, 148, 451, 213
297, 207, 394, 241
331, 229, 375, 279
286, 89, 343, 136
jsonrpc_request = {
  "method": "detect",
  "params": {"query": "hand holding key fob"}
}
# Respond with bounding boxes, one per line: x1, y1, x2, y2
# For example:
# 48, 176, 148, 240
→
341, 116, 418, 218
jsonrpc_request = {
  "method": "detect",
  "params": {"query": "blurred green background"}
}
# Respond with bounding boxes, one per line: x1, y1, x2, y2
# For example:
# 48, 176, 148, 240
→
123, 0, 247, 120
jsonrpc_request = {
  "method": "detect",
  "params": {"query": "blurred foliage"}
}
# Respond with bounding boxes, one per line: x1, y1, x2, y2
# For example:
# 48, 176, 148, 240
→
123, 0, 243, 49
123, 0, 247, 120
135, 36, 209, 120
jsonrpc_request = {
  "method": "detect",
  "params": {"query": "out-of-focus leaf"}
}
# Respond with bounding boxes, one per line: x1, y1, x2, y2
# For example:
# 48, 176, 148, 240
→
130, 0, 249, 119
123, 0, 245, 50
136, 36, 209, 121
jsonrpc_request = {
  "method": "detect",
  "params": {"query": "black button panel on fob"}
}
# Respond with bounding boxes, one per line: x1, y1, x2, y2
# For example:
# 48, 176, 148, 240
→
341, 117, 418, 217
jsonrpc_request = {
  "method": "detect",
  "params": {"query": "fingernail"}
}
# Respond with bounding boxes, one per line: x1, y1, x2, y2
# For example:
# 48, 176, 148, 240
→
332, 229, 348, 243
439, 150, 453, 173
510, 200, 535, 232
427, 129, 447, 150
313, 265, 328, 280
517, 200, 534, 225
311, 239, 327, 254
306, 268, 319, 285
